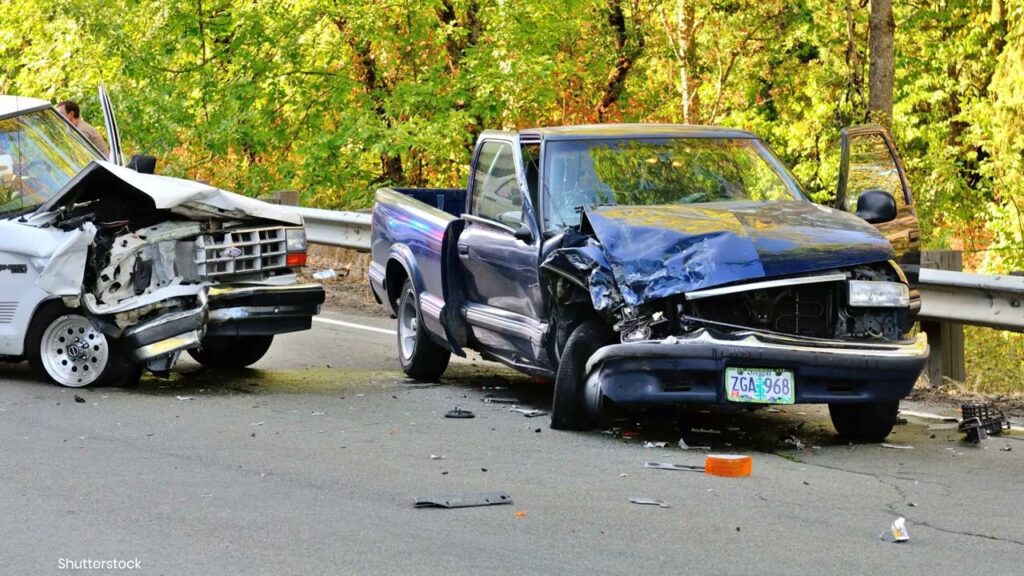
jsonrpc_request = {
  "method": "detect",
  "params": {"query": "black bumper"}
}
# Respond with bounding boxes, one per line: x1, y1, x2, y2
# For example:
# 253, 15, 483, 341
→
584, 330, 929, 410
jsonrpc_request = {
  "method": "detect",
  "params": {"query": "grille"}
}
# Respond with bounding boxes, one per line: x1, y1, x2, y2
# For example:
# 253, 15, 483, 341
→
689, 282, 837, 338
0, 302, 15, 324
194, 227, 288, 278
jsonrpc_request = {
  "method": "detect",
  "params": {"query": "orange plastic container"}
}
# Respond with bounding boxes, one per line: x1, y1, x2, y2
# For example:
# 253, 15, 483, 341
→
704, 454, 753, 477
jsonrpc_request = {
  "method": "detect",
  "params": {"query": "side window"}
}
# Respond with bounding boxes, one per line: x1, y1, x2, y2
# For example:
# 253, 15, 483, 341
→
844, 132, 908, 211
472, 141, 524, 227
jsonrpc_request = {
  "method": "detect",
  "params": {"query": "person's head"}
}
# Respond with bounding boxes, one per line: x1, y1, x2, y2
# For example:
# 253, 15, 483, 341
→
56, 100, 81, 126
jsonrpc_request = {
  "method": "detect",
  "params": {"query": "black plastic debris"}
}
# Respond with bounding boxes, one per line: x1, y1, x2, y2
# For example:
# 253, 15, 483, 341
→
414, 492, 512, 509
958, 403, 1010, 443
445, 407, 475, 419
74, 395, 86, 403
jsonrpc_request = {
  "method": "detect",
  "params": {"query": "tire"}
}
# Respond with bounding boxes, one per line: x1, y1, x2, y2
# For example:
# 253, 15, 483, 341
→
829, 401, 899, 442
186, 335, 274, 369
26, 302, 138, 388
396, 280, 450, 380
551, 320, 615, 431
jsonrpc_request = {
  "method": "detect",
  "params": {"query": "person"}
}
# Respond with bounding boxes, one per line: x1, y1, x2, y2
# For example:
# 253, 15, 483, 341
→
56, 100, 110, 157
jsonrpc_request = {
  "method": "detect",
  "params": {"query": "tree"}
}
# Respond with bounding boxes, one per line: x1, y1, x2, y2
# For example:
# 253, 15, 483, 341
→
867, 0, 894, 127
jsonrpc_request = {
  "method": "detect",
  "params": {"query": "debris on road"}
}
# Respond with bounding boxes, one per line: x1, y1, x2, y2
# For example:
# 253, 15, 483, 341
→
429, 454, 446, 460
691, 427, 722, 435
311, 411, 326, 416
779, 435, 805, 450
958, 403, 1010, 443
1000, 445, 1013, 452
678, 438, 710, 451
414, 492, 513, 509
74, 395, 86, 403
629, 497, 671, 508
881, 517, 910, 543
880, 443, 914, 450
643, 461, 704, 473
642, 441, 668, 448
509, 408, 547, 418
515, 511, 527, 518
251, 421, 265, 426
704, 454, 753, 477
445, 407, 475, 419
483, 397, 518, 404
176, 396, 194, 401
311, 268, 337, 280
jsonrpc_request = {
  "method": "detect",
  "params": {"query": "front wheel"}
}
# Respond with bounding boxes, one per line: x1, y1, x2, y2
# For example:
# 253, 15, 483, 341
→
551, 321, 615, 431
26, 303, 139, 388
828, 401, 899, 442
397, 280, 450, 380
187, 335, 274, 369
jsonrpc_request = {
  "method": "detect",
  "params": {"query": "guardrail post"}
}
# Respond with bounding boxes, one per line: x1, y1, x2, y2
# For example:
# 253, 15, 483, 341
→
919, 250, 966, 386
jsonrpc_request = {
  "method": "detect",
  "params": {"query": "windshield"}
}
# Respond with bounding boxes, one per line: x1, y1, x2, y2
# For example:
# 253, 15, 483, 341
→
544, 137, 803, 229
0, 108, 100, 217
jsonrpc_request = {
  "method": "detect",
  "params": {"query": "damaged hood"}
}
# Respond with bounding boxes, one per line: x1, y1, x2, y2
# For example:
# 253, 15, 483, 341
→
548, 201, 894, 309
37, 161, 301, 225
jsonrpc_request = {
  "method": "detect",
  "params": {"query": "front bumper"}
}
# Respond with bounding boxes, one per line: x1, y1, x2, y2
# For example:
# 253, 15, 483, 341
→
123, 283, 325, 361
584, 329, 929, 410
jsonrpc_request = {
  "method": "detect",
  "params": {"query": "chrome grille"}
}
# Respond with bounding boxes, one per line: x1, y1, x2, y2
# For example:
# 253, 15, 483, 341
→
194, 227, 288, 278
0, 302, 15, 324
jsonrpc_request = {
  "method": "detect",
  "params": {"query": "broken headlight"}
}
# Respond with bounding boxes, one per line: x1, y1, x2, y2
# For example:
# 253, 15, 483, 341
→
847, 280, 909, 308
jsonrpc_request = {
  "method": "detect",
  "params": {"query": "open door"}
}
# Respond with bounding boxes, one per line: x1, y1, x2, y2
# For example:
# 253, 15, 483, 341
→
836, 125, 920, 265
97, 85, 123, 166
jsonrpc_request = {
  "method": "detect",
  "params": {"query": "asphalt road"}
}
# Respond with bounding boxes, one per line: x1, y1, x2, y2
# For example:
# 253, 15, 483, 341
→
1, 309, 1022, 576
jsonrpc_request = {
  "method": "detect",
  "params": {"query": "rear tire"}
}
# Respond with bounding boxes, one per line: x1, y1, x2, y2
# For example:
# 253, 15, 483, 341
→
551, 321, 614, 431
26, 302, 138, 388
396, 280, 450, 380
829, 401, 899, 442
187, 335, 274, 369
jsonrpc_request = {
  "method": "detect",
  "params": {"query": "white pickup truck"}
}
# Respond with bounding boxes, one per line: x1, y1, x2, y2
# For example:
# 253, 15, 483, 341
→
0, 94, 324, 387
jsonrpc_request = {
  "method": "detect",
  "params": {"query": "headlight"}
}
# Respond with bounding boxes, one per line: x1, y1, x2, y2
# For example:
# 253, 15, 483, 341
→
285, 227, 307, 252
847, 280, 909, 307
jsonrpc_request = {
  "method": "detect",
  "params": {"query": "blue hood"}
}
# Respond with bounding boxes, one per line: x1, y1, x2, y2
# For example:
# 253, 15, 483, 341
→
547, 201, 894, 310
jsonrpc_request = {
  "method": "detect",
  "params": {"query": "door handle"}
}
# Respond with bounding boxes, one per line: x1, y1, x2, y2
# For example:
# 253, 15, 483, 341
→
457, 245, 470, 259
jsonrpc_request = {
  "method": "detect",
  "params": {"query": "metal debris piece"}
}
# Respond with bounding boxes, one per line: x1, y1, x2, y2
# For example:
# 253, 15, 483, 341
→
509, 408, 547, 418
880, 443, 914, 450
629, 497, 671, 508
445, 408, 475, 419
483, 397, 518, 404
880, 517, 909, 543
642, 441, 668, 448
176, 396, 194, 401
678, 438, 710, 451
429, 454, 446, 460
643, 461, 704, 473
414, 492, 513, 509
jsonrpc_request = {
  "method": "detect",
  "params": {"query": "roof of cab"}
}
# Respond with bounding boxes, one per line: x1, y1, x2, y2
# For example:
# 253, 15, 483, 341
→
0, 95, 51, 119
520, 123, 757, 140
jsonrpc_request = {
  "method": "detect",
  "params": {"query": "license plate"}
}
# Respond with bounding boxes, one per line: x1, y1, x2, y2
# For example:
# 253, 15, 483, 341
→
725, 367, 795, 404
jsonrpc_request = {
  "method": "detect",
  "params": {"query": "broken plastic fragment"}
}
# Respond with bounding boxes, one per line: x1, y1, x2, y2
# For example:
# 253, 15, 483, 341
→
642, 441, 668, 448
176, 396, 194, 401
414, 492, 513, 509
429, 454, 446, 460
644, 462, 704, 473
311, 269, 337, 280
483, 397, 518, 404
509, 408, 547, 418
678, 438, 710, 451
880, 443, 914, 450
881, 517, 909, 542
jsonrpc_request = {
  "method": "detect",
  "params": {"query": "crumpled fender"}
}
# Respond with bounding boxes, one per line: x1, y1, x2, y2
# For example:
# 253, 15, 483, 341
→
0, 221, 96, 296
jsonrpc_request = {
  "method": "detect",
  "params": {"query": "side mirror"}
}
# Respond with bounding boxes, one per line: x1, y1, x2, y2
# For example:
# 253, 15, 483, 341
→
513, 225, 534, 243
127, 154, 157, 174
855, 189, 897, 224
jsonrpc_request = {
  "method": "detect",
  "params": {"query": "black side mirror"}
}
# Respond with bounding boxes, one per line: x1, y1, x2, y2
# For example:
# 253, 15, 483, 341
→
855, 189, 898, 224
513, 225, 534, 243
127, 154, 157, 174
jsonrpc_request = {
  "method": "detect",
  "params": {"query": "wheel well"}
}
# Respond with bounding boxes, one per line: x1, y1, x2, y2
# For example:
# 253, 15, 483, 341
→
23, 298, 65, 355
385, 260, 409, 311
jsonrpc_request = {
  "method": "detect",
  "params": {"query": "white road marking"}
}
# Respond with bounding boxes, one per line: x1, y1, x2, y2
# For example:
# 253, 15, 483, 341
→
314, 316, 397, 336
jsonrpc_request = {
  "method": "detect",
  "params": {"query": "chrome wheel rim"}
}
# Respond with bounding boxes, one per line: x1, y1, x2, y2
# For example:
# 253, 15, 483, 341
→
398, 292, 419, 361
40, 314, 108, 387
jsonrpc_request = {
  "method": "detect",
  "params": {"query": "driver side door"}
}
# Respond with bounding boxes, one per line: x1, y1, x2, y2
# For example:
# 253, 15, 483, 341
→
836, 125, 921, 264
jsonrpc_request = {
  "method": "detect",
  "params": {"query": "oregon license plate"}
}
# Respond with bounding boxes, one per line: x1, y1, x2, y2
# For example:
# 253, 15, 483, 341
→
725, 367, 795, 404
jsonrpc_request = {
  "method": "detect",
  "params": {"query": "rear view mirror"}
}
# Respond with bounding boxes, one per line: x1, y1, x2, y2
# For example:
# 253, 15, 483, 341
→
127, 154, 157, 174
854, 189, 897, 224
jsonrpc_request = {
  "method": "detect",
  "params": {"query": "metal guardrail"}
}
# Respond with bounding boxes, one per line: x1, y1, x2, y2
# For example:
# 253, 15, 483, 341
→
916, 268, 1024, 332
290, 206, 372, 252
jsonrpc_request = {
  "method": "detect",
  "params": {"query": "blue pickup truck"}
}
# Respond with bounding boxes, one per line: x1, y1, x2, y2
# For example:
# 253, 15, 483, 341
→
369, 124, 929, 441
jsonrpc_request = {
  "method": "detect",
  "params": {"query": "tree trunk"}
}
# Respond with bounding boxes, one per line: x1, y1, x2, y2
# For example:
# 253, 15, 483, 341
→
867, 0, 894, 127
595, 0, 644, 122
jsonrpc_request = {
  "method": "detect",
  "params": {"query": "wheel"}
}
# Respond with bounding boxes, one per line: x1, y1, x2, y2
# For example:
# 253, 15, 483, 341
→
829, 401, 899, 442
397, 280, 450, 380
551, 320, 614, 431
26, 302, 138, 388
187, 335, 274, 369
